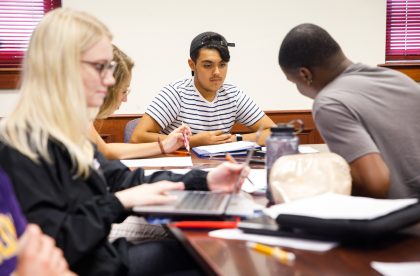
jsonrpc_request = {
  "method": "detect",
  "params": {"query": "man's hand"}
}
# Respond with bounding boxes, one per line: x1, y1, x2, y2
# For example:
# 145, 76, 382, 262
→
16, 224, 76, 276
191, 130, 233, 147
115, 181, 185, 209
207, 162, 249, 193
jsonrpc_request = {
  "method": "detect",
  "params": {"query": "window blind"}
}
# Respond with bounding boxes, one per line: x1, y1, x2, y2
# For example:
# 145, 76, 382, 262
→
386, 0, 420, 61
0, 0, 61, 67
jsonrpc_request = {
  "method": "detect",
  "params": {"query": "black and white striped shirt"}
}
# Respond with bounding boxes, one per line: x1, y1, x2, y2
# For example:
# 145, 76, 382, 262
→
146, 78, 265, 134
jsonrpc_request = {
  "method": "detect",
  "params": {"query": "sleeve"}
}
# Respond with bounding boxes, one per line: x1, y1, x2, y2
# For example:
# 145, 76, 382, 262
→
145, 84, 181, 130
0, 170, 27, 237
96, 151, 209, 191
235, 89, 265, 126
0, 151, 127, 266
313, 99, 379, 163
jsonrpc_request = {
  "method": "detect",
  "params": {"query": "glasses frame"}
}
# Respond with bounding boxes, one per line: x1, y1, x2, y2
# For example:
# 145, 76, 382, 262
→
82, 60, 117, 79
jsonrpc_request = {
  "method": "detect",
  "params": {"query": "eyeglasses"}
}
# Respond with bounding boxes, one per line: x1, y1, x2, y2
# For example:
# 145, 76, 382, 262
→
82, 60, 117, 79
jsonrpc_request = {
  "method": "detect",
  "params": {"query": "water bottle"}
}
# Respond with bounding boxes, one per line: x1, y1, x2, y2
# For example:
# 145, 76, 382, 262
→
266, 120, 303, 205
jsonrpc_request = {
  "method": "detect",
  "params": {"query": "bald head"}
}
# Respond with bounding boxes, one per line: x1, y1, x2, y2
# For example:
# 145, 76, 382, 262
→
278, 23, 342, 71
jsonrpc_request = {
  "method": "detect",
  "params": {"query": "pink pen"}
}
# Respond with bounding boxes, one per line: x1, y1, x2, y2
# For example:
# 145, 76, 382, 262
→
181, 122, 190, 152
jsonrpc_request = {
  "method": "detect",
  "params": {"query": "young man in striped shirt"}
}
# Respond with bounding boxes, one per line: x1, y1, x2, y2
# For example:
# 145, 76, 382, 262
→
131, 31, 275, 147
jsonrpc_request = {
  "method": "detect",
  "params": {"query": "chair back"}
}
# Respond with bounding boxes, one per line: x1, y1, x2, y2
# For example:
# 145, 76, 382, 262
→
124, 118, 140, 143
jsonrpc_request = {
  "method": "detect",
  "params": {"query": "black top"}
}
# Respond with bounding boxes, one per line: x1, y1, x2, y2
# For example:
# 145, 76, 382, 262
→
0, 140, 208, 275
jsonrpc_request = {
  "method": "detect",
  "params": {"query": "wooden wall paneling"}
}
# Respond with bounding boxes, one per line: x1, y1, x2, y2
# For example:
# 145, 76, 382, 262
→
95, 110, 324, 144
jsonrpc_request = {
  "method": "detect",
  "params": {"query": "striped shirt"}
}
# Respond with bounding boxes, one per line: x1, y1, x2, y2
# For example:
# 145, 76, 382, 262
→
146, 78, 265, 134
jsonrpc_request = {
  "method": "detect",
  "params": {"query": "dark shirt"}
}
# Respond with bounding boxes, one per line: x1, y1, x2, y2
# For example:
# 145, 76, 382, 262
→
0, 141, 208, 275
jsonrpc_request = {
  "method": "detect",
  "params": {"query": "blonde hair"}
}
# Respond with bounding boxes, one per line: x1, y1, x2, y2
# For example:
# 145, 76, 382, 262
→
0, 8, 112, 178
96, 45, 134, 119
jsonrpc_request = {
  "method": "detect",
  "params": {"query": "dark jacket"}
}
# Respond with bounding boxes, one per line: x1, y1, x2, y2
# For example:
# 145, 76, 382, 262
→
0, 141, 208, 275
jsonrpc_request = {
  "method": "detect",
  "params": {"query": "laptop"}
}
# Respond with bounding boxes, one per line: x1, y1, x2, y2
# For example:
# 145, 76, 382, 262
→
132, 147, 255, 217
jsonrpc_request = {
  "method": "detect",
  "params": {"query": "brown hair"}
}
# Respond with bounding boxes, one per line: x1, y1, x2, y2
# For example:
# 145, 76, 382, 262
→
96, 44, 134, 119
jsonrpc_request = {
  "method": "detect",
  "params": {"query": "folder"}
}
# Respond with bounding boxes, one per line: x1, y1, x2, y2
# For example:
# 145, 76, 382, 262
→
263, 194, 420, 241
192, 141, 260, 158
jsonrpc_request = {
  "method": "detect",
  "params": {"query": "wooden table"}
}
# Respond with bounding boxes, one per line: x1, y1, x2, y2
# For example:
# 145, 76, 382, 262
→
166, 147, 420, 276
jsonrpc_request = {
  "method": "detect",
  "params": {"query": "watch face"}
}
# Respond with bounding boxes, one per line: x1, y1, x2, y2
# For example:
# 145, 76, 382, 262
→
236, 134, 243, 141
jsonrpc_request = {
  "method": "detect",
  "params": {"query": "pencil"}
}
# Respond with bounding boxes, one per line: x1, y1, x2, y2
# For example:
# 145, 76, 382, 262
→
225, 153, 255, 187
246, 242, 295, 264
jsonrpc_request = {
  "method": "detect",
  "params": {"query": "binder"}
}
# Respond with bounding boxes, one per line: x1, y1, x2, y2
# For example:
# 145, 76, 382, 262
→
192, 141, 260, 158
273, 200, 420, 241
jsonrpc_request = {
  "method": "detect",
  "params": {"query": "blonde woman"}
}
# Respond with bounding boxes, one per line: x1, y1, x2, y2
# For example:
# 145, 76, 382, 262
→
90, 45, 190, 160
0, 8, 246, 275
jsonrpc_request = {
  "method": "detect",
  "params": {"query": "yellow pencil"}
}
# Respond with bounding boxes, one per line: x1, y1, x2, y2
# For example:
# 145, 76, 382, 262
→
246, 242, 295, 263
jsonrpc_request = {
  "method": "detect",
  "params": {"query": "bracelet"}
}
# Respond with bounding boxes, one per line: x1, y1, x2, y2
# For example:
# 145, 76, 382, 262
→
157, 136, 165, 154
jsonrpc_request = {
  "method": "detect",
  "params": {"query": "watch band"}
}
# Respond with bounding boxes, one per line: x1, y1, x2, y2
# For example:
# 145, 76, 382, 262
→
236, 134, 243, 141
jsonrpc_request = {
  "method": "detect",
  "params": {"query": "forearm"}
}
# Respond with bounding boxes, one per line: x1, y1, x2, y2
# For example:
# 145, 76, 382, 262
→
99, 142, 162, 160
242, 129, 271, 145
131, 130, 167, 143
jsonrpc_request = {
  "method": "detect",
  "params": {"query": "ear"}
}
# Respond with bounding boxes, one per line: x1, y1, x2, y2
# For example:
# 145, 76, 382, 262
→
298, 68, 313, 86
188, 59, 195, 72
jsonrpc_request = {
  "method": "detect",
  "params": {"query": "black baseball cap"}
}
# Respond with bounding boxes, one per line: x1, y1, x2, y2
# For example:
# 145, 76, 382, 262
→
189, 31, 235, 58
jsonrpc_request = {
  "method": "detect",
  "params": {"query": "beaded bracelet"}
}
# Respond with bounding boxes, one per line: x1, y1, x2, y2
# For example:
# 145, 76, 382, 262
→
157, 136, 165, 154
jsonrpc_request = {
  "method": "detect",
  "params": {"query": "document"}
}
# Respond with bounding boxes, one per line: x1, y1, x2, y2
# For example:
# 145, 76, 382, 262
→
121, 156, 193, 168
241, 169, 267, 194
192, 141, 258, 157
371, 261, 420, 276
264, 193, 418, 220
209, 228, 338, 252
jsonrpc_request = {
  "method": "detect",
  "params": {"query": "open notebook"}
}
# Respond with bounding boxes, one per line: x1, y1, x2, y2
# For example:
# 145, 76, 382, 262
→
133, 147, 255, 217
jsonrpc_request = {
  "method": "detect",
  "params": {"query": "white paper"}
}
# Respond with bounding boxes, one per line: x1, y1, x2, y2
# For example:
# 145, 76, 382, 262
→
241, 169, 267, 193
209, 228, 338, 252
260, 145, 319, 154
121, 156, 193, 168
264, 193, 418, 220
371, 261, 420, 276
298, 145, 319, 154
193, 141, 257, 154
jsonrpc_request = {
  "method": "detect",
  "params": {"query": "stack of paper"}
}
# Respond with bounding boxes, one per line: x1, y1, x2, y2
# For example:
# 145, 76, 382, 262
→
192, 141, 259, 157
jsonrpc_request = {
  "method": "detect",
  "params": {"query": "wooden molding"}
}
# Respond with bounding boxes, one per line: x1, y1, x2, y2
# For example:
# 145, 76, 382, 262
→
379, 63, 420, 81
0, 68, 21, 89
95, 110, 324, 144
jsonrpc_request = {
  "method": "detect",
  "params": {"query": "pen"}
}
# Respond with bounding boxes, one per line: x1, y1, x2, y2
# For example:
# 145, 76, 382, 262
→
226, 153, 255, 187
169, 220, 238, 229
246, 242, 295, 264
181, 122, 190, 152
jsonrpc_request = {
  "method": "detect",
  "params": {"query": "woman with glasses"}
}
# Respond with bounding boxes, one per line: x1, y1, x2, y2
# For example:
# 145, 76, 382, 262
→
89, 44, 191, 160
0, 8, 246, 275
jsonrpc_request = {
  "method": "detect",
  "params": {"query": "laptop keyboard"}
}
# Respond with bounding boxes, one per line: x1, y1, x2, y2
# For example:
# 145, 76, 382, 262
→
176, 191, 226, 211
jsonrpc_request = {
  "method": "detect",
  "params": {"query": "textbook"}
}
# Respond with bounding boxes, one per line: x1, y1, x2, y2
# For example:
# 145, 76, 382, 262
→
192, 141, 260, 157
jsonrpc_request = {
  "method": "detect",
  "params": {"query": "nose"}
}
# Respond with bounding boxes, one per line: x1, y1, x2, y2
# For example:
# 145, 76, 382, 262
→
102, 70, 116, 87
213, 66, 220, 76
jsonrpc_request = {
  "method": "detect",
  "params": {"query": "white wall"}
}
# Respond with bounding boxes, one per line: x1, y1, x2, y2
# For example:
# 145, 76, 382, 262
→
0, 0, 386, 117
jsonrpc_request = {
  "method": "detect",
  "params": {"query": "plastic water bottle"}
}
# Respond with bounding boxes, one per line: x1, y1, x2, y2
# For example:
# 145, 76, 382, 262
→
266, 120, 303, 205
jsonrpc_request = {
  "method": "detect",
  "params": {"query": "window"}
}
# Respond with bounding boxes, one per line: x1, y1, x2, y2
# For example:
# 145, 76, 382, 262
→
386, 0, 420, 61
0, 0, 61, 89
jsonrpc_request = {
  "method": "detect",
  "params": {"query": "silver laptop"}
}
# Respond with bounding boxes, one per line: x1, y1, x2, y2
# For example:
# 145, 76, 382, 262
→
132, 147, 255, 217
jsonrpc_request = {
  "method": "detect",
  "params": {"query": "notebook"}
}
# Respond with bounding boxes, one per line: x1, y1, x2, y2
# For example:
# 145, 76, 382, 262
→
132, 147, 255, 217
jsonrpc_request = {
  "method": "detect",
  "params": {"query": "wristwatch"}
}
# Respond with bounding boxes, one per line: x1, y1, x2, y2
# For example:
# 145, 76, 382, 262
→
236, 134, 243, 141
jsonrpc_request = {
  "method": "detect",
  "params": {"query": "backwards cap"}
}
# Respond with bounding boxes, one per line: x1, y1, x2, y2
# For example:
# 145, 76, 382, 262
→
189, 31, 235, 58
